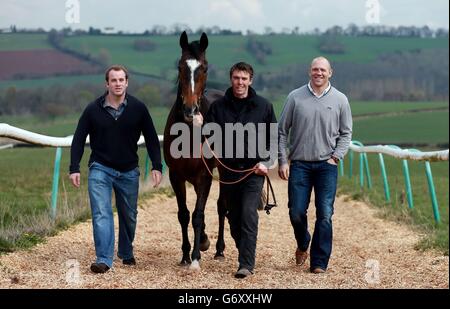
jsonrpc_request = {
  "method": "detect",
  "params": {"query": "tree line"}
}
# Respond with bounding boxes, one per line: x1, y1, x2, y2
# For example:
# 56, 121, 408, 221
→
3, 24, 448, 38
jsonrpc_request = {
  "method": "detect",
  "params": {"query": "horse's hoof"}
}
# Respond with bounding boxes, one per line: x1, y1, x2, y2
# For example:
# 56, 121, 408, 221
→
214, 253, 225, 261
179, 258, 191, 267
189, 260, 201, 271
199, 237, 210, 252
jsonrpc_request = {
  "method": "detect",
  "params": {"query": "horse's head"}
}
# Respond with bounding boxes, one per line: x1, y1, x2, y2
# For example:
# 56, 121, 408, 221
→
177, 31, 208, 123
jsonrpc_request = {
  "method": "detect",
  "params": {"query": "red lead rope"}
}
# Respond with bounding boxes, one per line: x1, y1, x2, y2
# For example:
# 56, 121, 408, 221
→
201, 138, 256, 184
200, 138, 278, 214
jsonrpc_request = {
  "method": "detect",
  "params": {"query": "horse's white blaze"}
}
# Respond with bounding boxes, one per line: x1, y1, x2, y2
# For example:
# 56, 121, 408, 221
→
186, 59, 200, 94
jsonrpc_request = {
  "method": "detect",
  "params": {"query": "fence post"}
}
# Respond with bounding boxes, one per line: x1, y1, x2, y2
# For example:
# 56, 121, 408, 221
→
348, 149, 354, 179
352, 141, 366, 188
378, 153, 391, 202
388, 145, 414, 209
407, 148, 440, 224
144, 154, 150, 181
402, 160, 414, 209
51, 147, 62, 220
339, 160, 344, 177
363, 153, 372, 189
424, 161, 441, 224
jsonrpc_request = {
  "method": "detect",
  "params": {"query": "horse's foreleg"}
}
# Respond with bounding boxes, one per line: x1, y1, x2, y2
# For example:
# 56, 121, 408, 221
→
190, 181, 211, 270
214, 188, 227, 260
169, 172, 191, 266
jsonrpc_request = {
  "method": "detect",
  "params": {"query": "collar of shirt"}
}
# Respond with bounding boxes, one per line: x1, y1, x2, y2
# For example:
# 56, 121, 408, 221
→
103, 98, 128, 110
308, 82, 331, 99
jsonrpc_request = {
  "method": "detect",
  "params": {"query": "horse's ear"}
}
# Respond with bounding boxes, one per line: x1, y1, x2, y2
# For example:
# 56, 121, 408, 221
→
200, 32, 208, 51
180, 31, 189, 50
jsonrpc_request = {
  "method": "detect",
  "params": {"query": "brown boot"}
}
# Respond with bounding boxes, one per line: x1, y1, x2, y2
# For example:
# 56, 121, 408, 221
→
295, 249, 307, 266
311, 267, 326, 274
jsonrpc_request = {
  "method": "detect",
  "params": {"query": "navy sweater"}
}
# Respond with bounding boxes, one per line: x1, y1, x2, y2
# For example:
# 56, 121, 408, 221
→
70, 93, 162, 173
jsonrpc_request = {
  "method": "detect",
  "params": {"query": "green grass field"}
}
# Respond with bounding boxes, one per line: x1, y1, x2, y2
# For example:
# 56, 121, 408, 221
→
0, 74, 105, 90
1, 33, 448, 94
0, 33, 52, 50
60, 35, 449, 78
338, 154, 449, 254
349, 101, 449, 116
0, 106, 170, 136
0, 146, 161, 252
352, 111, 449, 145
271, 98, 449, 119
0, 73, 169, 90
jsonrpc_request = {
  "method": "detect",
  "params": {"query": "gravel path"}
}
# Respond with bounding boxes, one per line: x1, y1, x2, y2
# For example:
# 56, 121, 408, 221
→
0, 177, 448, 288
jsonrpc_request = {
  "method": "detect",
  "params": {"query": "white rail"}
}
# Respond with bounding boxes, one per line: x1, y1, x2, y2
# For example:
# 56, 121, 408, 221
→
0, 123, 163, 147
1, 123, 448, 162
349, 143, 448, 162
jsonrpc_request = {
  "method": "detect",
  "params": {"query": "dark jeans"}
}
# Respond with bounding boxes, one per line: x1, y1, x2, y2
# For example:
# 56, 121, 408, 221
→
222, 173, 265, 272
288, 160, 337, 270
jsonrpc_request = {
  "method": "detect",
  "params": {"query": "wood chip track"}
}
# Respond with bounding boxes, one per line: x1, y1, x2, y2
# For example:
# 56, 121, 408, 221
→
0, 177, 448, 288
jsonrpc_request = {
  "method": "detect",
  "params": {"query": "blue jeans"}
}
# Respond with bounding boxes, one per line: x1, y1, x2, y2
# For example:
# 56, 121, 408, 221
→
288, 160, 337, 270
88, 162, 139, 268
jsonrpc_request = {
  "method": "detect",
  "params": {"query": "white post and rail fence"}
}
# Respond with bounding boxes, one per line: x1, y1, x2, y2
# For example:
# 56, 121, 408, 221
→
1, 123, 448, 223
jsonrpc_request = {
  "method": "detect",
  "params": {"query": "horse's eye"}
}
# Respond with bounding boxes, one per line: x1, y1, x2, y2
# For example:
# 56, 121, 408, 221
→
204, 66, 208, 73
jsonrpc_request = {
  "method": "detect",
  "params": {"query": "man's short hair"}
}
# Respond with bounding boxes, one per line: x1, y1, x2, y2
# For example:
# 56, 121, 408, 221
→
105, 65, 129, 82
229, 62, 254, 80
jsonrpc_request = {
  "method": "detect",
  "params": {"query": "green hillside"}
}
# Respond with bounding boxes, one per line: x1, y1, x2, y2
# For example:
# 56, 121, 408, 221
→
0, 33, 51, 50
352, 111, 449, 145
271, 98, 449, 119
0, 73, 167, 90
60, 34, 449, 78
1, 33, 448, 94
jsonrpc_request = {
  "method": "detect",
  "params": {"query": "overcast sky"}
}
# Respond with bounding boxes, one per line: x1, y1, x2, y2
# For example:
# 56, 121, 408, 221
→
1, 0, 448, 33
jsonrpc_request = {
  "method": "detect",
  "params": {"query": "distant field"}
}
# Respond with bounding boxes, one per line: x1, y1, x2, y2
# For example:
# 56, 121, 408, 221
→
349, 101, 449, 116
1, 33, 448, 91
0, 73, 169, 90
271, 98, 449, 119
271, 99, 449, 147
0, 106, 170, 136
0, 74, 105, 89
352, 111, 449, 145
0, 50, 100, 80
0, 33, 51, 50
60, 35, 449, 77
2, 101, 448, 144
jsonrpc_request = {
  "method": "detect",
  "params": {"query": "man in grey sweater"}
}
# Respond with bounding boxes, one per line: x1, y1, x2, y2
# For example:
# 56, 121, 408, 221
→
278, 56, 352, 274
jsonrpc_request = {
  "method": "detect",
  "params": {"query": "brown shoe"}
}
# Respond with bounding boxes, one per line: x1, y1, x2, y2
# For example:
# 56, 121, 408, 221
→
90, 262, 110, 274
295, 249, 307, 266
311, 267, 326, 274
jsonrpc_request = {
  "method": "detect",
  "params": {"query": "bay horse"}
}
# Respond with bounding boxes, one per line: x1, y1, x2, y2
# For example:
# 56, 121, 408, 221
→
163, 31, 226, 270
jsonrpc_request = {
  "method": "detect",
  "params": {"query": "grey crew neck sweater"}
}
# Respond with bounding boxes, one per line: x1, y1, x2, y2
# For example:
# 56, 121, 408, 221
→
278, 85, 352, 165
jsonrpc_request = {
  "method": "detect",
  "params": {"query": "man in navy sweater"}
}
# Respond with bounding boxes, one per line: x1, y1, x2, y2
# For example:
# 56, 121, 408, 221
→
69, 65, 162, 273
